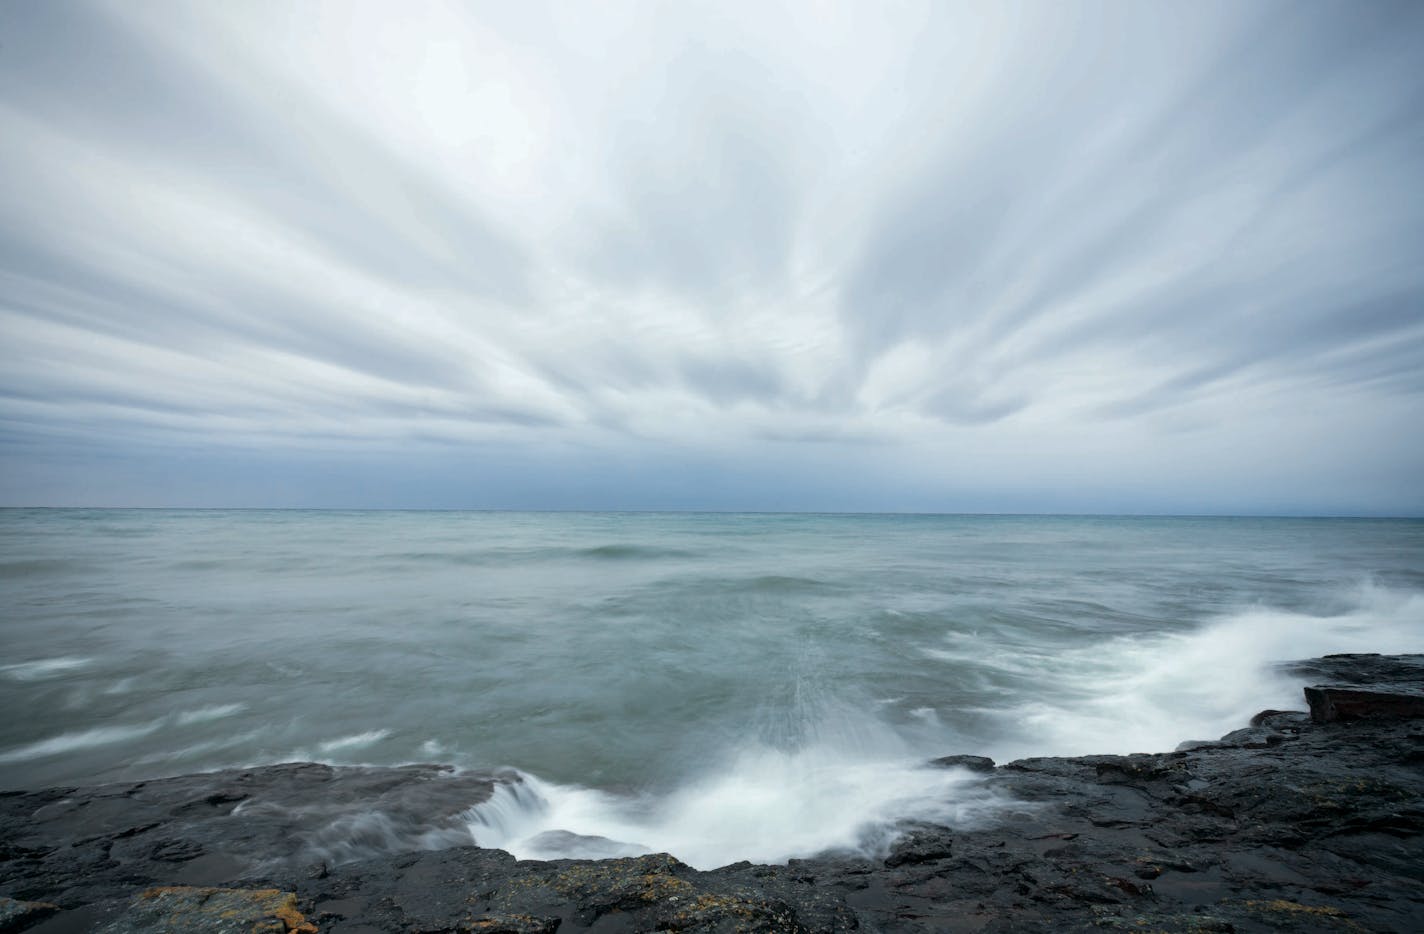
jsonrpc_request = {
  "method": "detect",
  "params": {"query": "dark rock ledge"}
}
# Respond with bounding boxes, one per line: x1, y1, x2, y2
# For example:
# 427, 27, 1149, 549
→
2, 653, 1422, 933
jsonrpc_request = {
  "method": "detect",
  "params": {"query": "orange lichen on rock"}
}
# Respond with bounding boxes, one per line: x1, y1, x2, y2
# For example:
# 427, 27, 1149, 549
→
127, 886, 317, 933
1241, 899, 1363, 931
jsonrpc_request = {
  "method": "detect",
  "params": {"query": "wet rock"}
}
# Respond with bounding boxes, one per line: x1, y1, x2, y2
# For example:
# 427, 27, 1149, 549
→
1304, 683, 1424, 722
1236, 897, 1365, 931
929, 754, 995, 772
0, 895, 57, 931
1174, 738, 1227, 752
546, 853, 696, 918
0, 762, 508, 906
652, 890, 809, 933
1216, 726, 1287, 748
1282, 652, 1424, 683
461, 914, 561, 933
147, 839, 203, 862
94, 886, 316, 933
883, 829, 953, 867
1249, 708, 1305, 728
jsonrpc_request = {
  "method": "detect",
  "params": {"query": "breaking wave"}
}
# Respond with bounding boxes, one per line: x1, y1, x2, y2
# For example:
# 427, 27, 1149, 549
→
464, 732, 1006, 870
944, 583, 1424, 761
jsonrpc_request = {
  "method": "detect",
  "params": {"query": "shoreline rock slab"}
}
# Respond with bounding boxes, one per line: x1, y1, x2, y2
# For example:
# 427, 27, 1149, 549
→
3, 654, 1423, 932
1303, 683, 1424, 722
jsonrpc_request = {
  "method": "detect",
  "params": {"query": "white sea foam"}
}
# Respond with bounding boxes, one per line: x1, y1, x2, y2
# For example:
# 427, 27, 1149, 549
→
318, 729, 392, 753
0, 657, 93, 681
907, 706, 942, 725
971, 583, 1424, 761
465, 740, 1007, 870
0, 721, 164, 764
176, 703, 247, 725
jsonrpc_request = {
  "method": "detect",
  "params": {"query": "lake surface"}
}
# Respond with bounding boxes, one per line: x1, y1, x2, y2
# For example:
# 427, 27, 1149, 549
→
2, 509, 1420, 868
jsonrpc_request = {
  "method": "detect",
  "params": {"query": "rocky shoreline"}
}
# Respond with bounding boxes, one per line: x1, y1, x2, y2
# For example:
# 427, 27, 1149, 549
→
2, 653, 1422, 933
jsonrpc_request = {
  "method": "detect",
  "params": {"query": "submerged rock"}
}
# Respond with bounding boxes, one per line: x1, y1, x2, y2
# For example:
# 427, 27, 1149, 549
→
882, 827, 954, 867
3, 653, 1423, 932
928, 754, 996, 772
524, 829, 650, 860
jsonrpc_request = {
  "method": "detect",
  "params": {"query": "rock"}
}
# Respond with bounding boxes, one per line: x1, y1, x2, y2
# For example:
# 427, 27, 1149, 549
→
1249, 708, 1305, 727
0, 762, 509, 905
1174, 739, 1226, 752
928, 754, 995, 772
95, 886, 316, 933
1303, 683, 1424, 722
1217, 726, 1287, 748
1283, 652, 1424, 683
461, 914, 561, 934
544, 853, 695, 917
883, 828, 953, 867
0, 896, 58, 932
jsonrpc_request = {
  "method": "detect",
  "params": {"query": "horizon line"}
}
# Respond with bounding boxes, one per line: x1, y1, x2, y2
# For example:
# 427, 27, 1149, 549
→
1, 506, 1420, 521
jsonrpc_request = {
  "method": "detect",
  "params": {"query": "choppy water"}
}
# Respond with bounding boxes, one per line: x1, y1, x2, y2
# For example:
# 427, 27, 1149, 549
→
2, 509, 1421, 868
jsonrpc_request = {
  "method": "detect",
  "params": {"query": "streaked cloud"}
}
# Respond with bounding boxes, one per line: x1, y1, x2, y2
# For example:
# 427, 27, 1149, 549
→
1, 0, 1421, 512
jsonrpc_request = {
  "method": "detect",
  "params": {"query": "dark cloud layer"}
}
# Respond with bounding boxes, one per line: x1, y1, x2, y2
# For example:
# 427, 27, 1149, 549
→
1, 0, 1421, 512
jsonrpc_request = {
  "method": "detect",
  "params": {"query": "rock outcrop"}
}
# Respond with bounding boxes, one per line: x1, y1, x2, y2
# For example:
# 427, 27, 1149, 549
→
2, 654, 1422, 932
1291, 653, 1424, 723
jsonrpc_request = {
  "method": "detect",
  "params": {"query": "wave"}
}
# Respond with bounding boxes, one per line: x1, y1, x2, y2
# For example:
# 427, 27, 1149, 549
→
954, 583, 1424, 762
0, 656, 93, 681
743, 575, 833, 593
463, 735, 1006, 870
2, 703, 252, 767
175, 703, 247, 726
458, 584, 1420, 870
575, 544, 697, 561
0, 721, 165, 764
131, 729, 268, 767
372, 543, 702, 567
318, 730, 392, 754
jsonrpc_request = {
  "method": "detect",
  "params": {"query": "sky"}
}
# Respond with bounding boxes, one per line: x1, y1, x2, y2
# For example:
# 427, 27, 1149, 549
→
1, 0, 1422, 514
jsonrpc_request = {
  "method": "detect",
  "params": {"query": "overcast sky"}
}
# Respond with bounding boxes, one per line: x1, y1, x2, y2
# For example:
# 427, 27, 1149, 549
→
1, 0, 1421, 514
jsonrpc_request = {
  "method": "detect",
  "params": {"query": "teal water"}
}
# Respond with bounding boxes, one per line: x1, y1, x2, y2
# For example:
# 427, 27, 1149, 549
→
2, 510, 1421, 866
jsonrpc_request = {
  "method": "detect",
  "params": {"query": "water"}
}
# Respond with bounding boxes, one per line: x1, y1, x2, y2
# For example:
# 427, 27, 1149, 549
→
1, 509, 1421, 868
